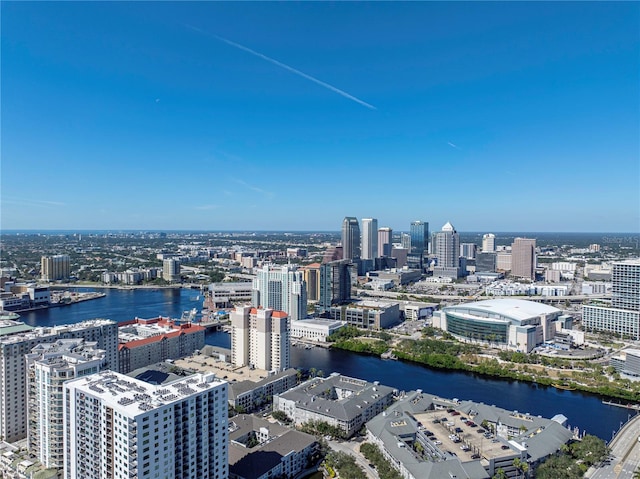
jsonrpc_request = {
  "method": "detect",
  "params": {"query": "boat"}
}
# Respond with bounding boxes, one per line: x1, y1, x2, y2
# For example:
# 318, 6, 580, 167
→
553, 382, 576, 391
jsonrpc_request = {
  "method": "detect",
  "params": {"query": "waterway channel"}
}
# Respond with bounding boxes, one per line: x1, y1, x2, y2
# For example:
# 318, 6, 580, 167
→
20, 287, 636, 442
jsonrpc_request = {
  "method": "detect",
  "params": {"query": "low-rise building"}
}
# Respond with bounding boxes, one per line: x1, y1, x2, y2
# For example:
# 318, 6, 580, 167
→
290, 318, 346, 342
118, 316, 205, 373
229, 369, 298, 413
273, 373, 395, 438
229, 415, 318, 479
208, 281, 254, 308
327, 300, 401, 330
366, 390, 574, 479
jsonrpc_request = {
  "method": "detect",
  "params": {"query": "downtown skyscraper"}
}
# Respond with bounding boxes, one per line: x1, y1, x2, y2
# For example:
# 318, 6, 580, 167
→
409, 221, 429, 254
361, 218, 378, 260
341, 217, 361, 260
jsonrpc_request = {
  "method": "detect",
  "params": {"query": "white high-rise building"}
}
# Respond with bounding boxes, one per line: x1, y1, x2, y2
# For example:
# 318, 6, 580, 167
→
482, 234, 496, 253
0, 319, 118, 443
361, 218, 379, 260
63, 370, 228, 479
25, 339, 106, 468
231, 306, 290, 372
252, 263, 307, 321
583, 259, 640, 340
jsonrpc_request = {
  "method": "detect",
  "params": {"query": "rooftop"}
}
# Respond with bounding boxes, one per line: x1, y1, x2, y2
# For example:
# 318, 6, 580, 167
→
65, 370, 225, 413
445, 299, 560, 321
0, 319, 115, 345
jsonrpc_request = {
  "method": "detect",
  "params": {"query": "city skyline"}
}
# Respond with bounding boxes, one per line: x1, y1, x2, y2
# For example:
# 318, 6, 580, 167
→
2, 2, 639, 233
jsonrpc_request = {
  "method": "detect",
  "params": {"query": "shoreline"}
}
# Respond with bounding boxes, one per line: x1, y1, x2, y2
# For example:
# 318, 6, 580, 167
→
329, 342, 640, 403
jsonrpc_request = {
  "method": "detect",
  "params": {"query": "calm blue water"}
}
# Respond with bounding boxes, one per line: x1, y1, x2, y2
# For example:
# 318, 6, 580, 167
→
22, 287, 634, 441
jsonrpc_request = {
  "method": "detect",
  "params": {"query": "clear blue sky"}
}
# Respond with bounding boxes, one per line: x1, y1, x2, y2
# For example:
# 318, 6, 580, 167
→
2, 2, 638, 232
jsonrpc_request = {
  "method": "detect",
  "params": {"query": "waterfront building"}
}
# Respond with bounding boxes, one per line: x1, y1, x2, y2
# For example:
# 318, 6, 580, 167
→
0, 319, 118, 443
228, 415, 318, 479
433, 222, 461, 279
378, 227, 393, 257
327, 300, 400, 330
482, 233, 496, 253
476, 252, 497, 273
583, 259, 640, 340
361, 218, 379, 260
289, 318, 346, 342
273, 373, 395, 438
609, 348, 640, 377
163, 258, 181, 282
301, 263, 321, 302
341, 217, 361, 261
208, 281, 253, 308
40, 255, 70, 282
366, 390, 574, 479
231, 306, 290, 372
433, 299, 563, 352
511, 238, 536, 281
251, 263, 307, 321
63, 370, 228, 479
25, 339, 106, 468
117, 317, 205, 374
319, 260, 353, 311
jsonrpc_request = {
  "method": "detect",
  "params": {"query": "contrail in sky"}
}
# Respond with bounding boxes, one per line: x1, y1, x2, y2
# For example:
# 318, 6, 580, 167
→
186, 25, 376, 110
447, 142, 461, 150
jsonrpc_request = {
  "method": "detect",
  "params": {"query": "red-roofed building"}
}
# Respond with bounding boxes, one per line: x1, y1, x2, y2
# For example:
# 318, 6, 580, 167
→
117, 317, 205, 374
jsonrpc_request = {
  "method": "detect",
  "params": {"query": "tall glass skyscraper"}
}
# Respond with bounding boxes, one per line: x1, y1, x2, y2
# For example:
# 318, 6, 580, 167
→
341, 217, 361, 260
361, 218, 378, 260
409, 221, 429, 254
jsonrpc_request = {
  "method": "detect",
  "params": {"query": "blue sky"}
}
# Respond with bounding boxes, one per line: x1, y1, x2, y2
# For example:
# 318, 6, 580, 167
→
2, 2, 638, 232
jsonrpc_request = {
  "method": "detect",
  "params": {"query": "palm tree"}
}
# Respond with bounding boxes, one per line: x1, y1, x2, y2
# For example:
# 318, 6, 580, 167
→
632, 466, 640, 479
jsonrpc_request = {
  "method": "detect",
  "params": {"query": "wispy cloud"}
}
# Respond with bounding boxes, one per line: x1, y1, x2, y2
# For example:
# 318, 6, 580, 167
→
233, 179, 274, 198
185, 25, 376, 110
3, 197, 66, 208
194, 204, 220, 210
447, 142, 461, 150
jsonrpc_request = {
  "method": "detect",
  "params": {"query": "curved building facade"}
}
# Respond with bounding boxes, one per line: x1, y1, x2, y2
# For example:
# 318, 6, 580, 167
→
433, 299, 563, 352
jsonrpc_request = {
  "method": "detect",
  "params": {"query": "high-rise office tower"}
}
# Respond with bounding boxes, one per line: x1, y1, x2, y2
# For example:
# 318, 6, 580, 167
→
252, 263, 307, 321
583, 260, 640, 339
377, 227, 393, 257
511, 238, 536, 281
460, 243, 477, 260
319, 260, 352, 311
401, 233, 411, 251
63, 371, 228, 479
231, 306, 290, 371
41, 255, 71, 281
26, 339, 106, 468
476, 252, 497, 273
361, 218, 379, 260
433, 222, 461, 278
410, 221, 429, 254
341, 217, 361, 260
0, 319, 118, 443
482, 233, 496, 253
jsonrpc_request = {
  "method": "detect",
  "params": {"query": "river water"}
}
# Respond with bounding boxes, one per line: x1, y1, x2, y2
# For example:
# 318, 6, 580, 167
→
19, 287, 635, 441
